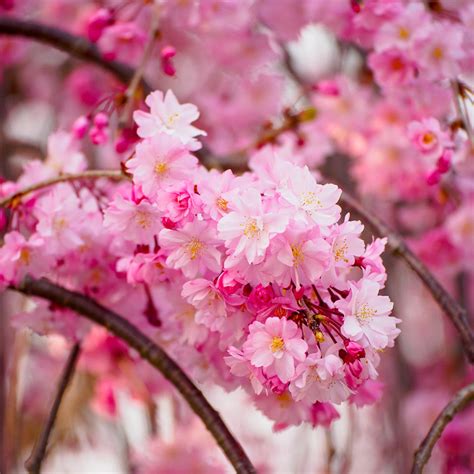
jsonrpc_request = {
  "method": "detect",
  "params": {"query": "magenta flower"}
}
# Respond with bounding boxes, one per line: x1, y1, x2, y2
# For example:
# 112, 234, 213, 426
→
243, 317, 308, 383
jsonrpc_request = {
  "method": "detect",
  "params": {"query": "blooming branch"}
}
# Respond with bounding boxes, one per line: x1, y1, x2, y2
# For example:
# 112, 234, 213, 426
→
411, 382, 474, 474
11, 275, 256, 474
25, 343, 81, 474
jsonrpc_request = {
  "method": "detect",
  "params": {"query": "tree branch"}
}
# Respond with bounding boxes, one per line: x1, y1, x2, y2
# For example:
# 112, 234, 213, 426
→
0, 170, 127, 208
340, 191, 474, 363
12, 276, 256, 474
25, 342, 81, 474
411, 382, 474, 474
0, 17, 151, 95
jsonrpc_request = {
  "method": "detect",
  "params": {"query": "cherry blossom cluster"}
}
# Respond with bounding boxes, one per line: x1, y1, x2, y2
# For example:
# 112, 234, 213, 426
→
0, 90, 400, 430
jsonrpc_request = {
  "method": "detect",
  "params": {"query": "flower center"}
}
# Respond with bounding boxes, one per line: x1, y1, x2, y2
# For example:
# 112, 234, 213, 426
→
216, 197, 228, 212
291, 244, 304, 267
356, 303, 377, 323
154, 161, 168, 176
186, 238, 204, 260
301, 192, 321, 209
166, 113, 180, 127
391, 57, 405, 71
270, 336, 285, 353
19, 248, 31, 265
53, 217, 68, 231
135, 211, 152, 229
334, 239, 349, 263
243, 218, 261, 239
398, 26, 410, 40
422, 132, 436, 146
432, 46, 444, 61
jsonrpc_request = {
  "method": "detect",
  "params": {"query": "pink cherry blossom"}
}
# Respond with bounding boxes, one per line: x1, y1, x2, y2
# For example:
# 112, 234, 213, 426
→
337, 280, 400, 350
104, 194, 162, 245
217, 188, 289, 265
270, 224, 331, 289
127, 133, 198, 199
407, 118, 453, 161
280, 165, 341, 227
133, 90, 206, 150
159, 220, 221, 278
242, 317, 308, 383
290, 353, 352, 404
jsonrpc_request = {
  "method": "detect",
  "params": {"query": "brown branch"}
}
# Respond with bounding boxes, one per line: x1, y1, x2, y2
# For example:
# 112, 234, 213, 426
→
340, 191, 474, 363
24, 342, 81, 474
0, 17, 152, 95
0, 170, 127, 208
411, 382, 474, 474
12, 276, 256, 474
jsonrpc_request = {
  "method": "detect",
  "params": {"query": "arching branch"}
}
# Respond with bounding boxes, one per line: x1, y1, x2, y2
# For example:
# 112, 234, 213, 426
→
0, 17, 151, 95
11, 276, 256, 474
411, 382, 474, 473
25, 343, 81, 474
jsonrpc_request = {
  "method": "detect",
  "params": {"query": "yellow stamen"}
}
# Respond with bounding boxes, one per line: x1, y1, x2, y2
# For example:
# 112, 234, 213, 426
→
291, 244, 304, 267
243, 218, 261, 239
19, 248, 31, 265
166, 113, 180, 127
135, 211, 152, 229
216, 197, 228, 212
334, 239, 349, 263
315, 331, 325, 343
186, 238, 204, 260
356, 303, 377, 322
154, 161, 168, 176
398, 26, 410, 40
270, 336, 285, 353
53, 217, 68, 231
422, 132, 436, 145
432, 46, 444, 60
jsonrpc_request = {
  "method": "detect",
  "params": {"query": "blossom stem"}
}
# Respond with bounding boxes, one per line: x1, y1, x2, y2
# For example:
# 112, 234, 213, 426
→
411, 382, 474, 474
12, 276, 256, 474
0, 17, 152, 95
118, 7, 161, 127
24, 342, 81, 474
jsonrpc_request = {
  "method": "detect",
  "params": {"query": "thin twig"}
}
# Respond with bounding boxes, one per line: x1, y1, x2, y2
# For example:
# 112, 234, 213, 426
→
24, 342, 81, 474
12, 276, 256, 474
411, 382, 474, 474
0, 17, 152, 95
0, 170, 127, 208
119, 9, 160, 127
340, 190, 474, 363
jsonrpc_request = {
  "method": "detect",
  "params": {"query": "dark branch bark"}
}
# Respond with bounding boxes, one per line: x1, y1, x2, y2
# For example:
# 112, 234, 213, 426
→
411, 382, 474, 474
12, 276, 256, 474
340, 191, 474, 364
0, 17, 152, 95
25, 342, 81, 474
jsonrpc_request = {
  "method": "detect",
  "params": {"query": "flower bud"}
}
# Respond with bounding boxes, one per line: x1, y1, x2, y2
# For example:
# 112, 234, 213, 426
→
87, 8, 114, 43
71, 115, 90, 139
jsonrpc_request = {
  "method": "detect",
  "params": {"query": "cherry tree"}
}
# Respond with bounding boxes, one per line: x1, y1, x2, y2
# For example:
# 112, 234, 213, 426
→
0, 1, 473, 472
